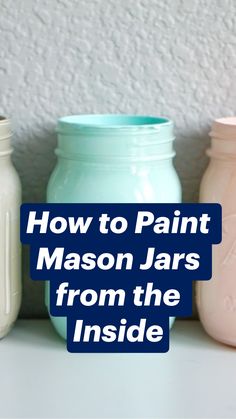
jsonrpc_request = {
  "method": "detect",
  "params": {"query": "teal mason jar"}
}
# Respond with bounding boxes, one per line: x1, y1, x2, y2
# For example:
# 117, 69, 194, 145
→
46, 115, 181, 339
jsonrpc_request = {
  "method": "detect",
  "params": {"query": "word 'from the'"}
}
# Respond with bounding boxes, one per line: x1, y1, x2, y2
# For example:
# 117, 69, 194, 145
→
56, 282, 180, 307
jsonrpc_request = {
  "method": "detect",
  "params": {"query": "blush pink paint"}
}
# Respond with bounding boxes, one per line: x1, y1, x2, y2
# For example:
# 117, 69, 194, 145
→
197, 117, 236, 346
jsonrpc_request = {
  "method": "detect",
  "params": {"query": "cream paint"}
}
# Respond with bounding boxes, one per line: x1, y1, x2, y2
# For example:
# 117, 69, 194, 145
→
197, 117, 236, 346
0, 117, 21, 338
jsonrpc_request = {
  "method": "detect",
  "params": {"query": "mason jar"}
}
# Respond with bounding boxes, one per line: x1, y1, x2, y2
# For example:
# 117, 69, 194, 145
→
46, 115, 181, 339
197, 117, 236, 346
0, 116, 21, 338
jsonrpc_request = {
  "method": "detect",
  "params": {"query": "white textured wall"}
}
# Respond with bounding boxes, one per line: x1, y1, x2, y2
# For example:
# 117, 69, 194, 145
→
0, 0, 235, 317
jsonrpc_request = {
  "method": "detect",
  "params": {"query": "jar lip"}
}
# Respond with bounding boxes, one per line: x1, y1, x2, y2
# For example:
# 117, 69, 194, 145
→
214, 116, 236, 126
0, 116, 11, 141
0, 116, 9, 125
210, 116, 236, 140
58, 114, 173, 133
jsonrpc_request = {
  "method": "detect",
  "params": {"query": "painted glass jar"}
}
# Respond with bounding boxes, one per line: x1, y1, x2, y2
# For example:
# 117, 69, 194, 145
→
197, 117, 236, 346
0, 117, 21, 338
46, 115, 181, 339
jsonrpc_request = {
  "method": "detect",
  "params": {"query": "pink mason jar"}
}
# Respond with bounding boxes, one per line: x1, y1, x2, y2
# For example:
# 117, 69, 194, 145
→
197, 117, 236, 346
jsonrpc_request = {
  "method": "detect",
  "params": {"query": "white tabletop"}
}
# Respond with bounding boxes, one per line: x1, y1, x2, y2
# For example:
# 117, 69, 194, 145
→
0, 320, 235, 419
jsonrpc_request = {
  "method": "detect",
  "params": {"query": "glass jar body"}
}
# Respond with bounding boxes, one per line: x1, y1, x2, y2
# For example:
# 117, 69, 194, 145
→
46, 115, 181, 340
0, 119, 21, 338
46, 159, 181, 338
197, 157, 236, 346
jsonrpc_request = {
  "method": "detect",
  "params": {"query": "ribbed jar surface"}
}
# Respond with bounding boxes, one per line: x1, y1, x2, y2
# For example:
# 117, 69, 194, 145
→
0, 117, 21, 338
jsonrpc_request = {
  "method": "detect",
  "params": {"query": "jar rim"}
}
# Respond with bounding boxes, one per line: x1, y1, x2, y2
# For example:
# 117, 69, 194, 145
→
0, 116, 11, 142
0, 116, 9, 124
57, 114, 175, 161
210, 116, 236, 141
214, 116, 236, 126
58, 114, 172, 133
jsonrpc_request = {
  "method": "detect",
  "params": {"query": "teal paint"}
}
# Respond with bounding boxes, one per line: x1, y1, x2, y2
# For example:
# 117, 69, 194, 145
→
46, 115, 181, 339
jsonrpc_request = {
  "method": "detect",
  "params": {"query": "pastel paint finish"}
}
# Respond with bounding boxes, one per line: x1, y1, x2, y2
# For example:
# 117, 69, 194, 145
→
197, 117, 236, 346
46, 115, 181, 339
0, 117, 21, 338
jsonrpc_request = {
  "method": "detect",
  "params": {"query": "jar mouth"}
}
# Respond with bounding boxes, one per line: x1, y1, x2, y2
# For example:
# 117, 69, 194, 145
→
57, 114, 175, 161
0, 116, 11, 143
58, 114, 172, 134
0, 116, 9, 124
215, 116, 236, 126
210, 116, 236, 141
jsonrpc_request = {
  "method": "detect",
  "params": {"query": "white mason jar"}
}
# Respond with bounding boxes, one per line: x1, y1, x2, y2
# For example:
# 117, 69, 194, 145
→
0, 117, 21, 338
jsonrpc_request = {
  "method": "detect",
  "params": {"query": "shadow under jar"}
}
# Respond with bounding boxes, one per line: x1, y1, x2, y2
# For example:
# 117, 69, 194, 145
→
46, 115, 182, 339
